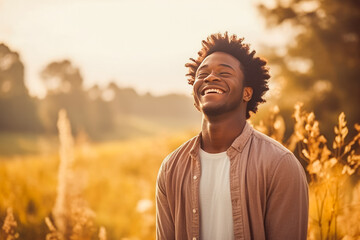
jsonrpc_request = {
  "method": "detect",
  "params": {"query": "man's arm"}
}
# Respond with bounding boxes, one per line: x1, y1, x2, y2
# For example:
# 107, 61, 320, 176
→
156, 160, 175, 240
265, 153, 309, 240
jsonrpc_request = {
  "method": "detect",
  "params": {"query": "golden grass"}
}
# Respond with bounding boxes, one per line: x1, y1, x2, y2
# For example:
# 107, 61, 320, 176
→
0, 110, 195, 239
1, 104, 359, 240
253, 103, 360, 240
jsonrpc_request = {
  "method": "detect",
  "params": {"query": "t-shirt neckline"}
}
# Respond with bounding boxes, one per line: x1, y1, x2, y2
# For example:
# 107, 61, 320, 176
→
199, 148, 227, 160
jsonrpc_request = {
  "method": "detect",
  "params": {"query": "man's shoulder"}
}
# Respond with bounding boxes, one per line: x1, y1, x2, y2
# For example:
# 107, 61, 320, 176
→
161, 135, 199, 170
249, 128, 305, 179
249, 128, 300, 169
251, 128, 292, 157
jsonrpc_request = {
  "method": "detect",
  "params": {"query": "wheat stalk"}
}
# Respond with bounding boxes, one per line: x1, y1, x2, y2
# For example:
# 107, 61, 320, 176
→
1, 208, 19, 240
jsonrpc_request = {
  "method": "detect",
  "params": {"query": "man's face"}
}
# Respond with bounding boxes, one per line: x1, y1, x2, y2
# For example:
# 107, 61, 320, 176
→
192, 51, 249, 116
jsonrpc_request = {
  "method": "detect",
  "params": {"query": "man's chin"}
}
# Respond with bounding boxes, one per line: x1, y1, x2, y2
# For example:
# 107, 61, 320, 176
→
200, 104, 225, 116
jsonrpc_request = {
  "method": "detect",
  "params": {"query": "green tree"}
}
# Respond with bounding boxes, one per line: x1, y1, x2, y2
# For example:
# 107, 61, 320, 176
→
258, 0, 360, 137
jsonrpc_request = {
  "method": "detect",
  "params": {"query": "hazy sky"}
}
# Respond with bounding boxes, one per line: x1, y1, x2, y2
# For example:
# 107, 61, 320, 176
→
0, 0, 289, 98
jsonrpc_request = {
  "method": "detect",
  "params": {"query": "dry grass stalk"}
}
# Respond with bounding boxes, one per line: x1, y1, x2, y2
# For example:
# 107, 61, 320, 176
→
1, 208, 19, 240
254, 103, 360, 239
53, 109, 76, 237
292, 104, 360, 239
254, 105, 286, 143
69, 199, 96, 240
52, 109, 96, 240
98, 226, 107, 240
297, 110, 335, 181
45, 217, 62, 240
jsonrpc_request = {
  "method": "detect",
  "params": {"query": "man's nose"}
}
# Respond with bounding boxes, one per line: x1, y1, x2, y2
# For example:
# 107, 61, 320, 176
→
204, 72, 220, 83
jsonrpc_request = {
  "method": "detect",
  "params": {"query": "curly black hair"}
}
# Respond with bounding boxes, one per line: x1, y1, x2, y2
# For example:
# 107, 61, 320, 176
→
185, 32, 270, 119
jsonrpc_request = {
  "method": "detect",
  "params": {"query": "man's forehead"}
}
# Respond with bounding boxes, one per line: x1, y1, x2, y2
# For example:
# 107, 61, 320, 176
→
198, 52, 243, 70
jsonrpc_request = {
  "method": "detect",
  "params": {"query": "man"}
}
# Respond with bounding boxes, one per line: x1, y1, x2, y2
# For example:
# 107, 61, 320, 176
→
156, 32, 309, 240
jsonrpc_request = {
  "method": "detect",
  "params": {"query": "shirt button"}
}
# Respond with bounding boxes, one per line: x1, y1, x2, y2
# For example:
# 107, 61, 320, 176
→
193, 208, 197, 213
193, 175, 197, 180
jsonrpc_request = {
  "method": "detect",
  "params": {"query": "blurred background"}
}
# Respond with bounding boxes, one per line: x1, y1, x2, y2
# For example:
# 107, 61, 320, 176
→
0, 0, 359, 239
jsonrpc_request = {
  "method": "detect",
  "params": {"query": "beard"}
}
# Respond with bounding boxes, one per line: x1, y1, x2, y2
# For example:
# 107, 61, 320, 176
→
201, 102, 239, 116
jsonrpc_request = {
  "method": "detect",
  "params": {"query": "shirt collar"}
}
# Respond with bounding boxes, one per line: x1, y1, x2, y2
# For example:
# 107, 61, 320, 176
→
230, 121, 253, 153
190, 132, 202, 159
189, 121, 254, 158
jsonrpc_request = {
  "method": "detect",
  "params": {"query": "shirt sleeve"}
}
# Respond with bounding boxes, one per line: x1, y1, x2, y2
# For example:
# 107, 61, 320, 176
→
265, 153, 309, 240
156, 159, 175, 240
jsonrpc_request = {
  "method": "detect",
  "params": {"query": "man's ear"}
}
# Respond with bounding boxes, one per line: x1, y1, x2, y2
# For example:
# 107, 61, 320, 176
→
194, 102, 200, 111
243, 87, 253, 102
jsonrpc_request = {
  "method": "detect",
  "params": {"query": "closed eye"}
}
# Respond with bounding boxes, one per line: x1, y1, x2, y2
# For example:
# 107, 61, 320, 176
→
220, 72, 231, 76
197, 73, 208, 78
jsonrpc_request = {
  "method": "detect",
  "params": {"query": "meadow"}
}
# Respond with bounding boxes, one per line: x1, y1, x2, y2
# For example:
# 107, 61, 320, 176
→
0, 104, 359, 240
0, 112, 195, 240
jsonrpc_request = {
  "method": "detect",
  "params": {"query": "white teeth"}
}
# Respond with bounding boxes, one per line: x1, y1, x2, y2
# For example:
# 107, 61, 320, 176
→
204, 88, 224, 95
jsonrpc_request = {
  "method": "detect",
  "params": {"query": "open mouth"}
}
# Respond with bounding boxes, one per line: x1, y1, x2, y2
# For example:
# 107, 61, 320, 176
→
201, 88, 225, 96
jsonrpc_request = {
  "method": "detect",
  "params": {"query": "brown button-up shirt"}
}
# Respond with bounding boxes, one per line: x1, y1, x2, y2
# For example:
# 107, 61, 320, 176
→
156, 122, 309, 240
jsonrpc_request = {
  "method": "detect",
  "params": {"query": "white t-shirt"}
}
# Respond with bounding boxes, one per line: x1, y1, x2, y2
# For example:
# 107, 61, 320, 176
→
199, 148, 234, 240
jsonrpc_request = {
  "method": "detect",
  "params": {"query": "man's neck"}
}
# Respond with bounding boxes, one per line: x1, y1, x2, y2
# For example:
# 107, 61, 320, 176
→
200, 113, 247, 153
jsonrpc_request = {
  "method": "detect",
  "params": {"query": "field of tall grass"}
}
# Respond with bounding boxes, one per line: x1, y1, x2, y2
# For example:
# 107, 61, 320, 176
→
0, 103, 359, 240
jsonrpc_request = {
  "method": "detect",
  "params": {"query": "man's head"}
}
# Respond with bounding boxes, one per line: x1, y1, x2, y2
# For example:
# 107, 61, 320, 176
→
185, 32, 270, 119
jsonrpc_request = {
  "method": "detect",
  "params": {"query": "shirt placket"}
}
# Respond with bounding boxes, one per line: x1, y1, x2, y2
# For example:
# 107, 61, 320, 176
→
191, 154, 201, 240
228, 148, 245, 240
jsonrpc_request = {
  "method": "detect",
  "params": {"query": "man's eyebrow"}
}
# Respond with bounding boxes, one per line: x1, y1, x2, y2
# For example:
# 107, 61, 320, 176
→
197, 64, 208, 72
218, 64, 235, 70
197, 64, 236, 72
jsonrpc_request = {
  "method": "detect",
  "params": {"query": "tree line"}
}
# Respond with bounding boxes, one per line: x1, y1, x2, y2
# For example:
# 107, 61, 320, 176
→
0, 43, 199, 140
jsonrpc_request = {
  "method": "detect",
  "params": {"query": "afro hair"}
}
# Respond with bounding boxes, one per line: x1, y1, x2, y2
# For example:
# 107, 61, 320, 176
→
185, 32, 270, 119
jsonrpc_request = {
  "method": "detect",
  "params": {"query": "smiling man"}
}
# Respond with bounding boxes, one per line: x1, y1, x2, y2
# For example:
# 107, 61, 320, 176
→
156, 33, 309, 240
